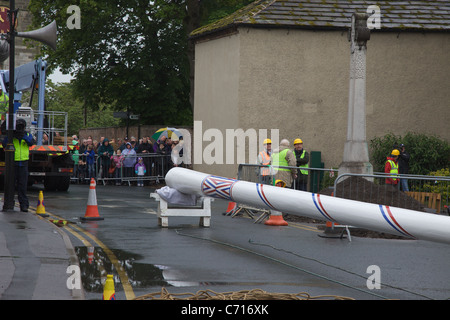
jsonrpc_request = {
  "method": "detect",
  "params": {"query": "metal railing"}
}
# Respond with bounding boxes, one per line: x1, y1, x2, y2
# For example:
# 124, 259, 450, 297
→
237, 163, 335, 192
70, 153, 183, 185
237, 163, 450, 213
333, 172, 450, 213
16, 107, 69, 147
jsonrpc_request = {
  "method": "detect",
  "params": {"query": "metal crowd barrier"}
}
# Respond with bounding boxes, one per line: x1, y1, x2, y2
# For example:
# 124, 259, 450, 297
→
70, 153, 181, 186
237, 163, 335, 192
237, 163, 450, 214
333, 172, 450, 213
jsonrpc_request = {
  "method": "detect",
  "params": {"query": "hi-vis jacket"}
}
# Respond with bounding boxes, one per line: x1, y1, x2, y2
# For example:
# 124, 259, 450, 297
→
4, 133, 35, 163
385, 156, 399, 185
258, 150, 271, 176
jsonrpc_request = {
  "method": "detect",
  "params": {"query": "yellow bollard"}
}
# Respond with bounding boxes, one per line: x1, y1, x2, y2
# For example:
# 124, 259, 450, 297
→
103, 274, 116, 300
36, 191, 49, 217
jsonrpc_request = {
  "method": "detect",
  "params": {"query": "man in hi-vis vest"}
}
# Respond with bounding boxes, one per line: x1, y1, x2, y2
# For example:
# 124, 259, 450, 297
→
271, 139, 297, 188
257, 138, 272, 185
385, 149, 400, 186
293, 138, 309, 191
2, 119, 36, 212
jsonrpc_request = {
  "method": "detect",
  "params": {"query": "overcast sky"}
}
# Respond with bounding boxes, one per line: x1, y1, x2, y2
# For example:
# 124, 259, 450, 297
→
48, 68, 73, 83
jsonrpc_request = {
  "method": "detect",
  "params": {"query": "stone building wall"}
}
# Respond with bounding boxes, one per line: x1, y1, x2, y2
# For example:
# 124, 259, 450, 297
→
0, 0, 38, 69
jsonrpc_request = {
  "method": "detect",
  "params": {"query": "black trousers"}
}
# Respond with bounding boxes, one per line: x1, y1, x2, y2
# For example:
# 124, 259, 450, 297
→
15, 163, 29, 210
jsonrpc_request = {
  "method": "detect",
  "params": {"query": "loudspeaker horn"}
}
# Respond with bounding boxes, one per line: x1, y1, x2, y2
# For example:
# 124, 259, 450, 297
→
17, 20, 57, 51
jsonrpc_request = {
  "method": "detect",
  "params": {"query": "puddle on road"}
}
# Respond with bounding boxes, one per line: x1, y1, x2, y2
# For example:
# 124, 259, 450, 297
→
75, 246, 168, 293
75, 246, 315, 300
75, 246, 242, 297
75, 246, 311, 299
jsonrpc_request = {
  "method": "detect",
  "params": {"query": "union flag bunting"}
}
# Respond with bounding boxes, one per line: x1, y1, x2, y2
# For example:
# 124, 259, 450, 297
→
201, 176, 237, 201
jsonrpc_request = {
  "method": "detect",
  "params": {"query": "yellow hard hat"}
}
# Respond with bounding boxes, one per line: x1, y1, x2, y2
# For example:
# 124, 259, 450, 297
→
391, 149, 400, 156
263, 139, 272, 144
294, 138, 303, 145
275, 180, 286, 188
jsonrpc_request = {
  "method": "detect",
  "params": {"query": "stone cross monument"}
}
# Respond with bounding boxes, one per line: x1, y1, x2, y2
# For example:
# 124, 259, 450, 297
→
339, 13, 373, 177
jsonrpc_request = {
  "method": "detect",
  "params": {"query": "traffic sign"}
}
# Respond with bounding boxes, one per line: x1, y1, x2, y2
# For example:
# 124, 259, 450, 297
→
113, 111, 127, 119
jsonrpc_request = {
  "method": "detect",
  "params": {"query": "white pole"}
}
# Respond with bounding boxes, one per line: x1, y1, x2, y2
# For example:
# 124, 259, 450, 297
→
165, 167, 450, 245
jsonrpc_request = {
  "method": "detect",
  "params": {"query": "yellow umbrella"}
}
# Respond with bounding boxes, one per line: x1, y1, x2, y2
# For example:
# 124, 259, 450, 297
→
152, 127, 181, 141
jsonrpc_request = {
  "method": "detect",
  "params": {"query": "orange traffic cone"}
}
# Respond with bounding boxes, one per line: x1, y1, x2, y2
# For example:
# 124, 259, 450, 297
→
326, 221, 344, 231
264, 210, 288, 226
319, 220, 348, 239
88, 246, 94, 264
324, 221, 338, 233
81, 178, 104, 221
223, 201, 237, 216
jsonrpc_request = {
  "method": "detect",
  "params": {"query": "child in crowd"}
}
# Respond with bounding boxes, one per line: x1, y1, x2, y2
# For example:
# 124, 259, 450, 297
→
111, 149, 124, 186
135, 157, 146, 187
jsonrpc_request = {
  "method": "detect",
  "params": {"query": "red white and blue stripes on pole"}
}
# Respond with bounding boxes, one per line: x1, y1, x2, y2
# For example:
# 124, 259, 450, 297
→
312, 193, 338, 223
379, 205, 415, 239
256, 183, 276, 210
166, 167, 450, 245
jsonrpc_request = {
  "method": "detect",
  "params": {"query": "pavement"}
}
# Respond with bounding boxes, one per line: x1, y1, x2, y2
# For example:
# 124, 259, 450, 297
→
0, 203, 83, 300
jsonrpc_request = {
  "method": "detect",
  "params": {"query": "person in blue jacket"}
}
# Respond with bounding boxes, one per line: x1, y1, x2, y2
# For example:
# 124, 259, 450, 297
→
83, 144, 96, 180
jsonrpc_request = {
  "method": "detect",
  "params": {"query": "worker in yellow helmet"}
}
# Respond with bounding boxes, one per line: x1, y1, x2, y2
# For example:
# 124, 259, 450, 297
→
293, 138, 309, 191
271, 139, 297, 187
274, 179, 286, 188
257, 138, 272, 185
385, 149, 400, 186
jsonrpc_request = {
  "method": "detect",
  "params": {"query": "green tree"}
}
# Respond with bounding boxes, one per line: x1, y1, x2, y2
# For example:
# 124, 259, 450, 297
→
198, 0, 255, 25
44, 81, 120, 135
27, 0, 255, 127
28, 0, 192, 125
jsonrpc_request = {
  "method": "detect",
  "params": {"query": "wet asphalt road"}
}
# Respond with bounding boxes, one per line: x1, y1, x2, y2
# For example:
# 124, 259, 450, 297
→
26, 182, 450, 300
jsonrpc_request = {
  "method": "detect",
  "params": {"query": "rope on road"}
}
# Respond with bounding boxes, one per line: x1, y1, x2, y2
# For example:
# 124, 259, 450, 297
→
134, 287, 355, 300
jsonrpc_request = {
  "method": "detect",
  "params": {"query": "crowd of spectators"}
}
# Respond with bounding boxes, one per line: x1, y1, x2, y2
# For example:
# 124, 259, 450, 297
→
70, 134, 184, 185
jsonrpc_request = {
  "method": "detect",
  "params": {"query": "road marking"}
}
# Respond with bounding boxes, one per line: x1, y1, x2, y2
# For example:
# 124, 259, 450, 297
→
63, 224, 93, 247
69, 223, 136, 300
288, 222, 322, 233
30, 205, 136, 300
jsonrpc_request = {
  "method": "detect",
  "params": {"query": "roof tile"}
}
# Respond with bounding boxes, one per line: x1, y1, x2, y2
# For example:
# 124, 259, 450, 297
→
191, 0, 450, 38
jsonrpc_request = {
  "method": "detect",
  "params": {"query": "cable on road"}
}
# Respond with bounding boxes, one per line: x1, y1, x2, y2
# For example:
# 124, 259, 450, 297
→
248, 239, 434, 300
